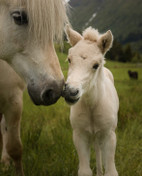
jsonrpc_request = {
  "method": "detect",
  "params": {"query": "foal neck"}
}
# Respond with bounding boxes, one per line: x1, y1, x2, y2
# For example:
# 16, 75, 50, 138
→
83, 66, 105, 106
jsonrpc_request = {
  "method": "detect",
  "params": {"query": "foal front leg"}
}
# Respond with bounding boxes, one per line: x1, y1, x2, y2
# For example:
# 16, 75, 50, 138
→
101, 130, 118, 176
73, 129, 92, 176
94, 134, 103, 176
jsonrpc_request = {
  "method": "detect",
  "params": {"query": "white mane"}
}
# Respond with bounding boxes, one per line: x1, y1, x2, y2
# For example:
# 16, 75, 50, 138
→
2, 0, 69, 45
26, 0, 68, 45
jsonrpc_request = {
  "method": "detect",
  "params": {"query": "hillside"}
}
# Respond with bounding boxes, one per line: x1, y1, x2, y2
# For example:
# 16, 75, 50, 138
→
69, 0, 142, 53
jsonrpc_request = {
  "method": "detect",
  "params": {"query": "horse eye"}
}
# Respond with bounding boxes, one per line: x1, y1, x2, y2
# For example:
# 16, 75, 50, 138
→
11, 11, 28, 25
93, 63, 99, 70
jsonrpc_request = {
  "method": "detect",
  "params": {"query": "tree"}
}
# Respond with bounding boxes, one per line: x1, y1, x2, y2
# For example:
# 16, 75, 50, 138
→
123, 44, 133, 62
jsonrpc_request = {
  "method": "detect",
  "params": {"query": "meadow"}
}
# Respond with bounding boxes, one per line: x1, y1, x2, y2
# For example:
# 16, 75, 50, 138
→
0, 52, 142, 176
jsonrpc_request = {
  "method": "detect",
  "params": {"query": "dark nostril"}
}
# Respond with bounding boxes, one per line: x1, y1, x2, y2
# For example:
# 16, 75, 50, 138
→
64, 83, 68, 90
42, 89, 54, 101
70, 89, 79, 97
42, 87, 61, 105
62, 83, 68, 94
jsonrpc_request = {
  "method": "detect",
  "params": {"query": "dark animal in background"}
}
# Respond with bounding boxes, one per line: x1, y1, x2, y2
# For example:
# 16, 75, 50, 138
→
128, 70, 138, 80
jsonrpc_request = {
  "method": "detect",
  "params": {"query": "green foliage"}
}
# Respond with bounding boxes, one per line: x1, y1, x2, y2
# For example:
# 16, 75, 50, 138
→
0, 53, 142, 176
106, 40, 142, 62
55, 41, 71, 55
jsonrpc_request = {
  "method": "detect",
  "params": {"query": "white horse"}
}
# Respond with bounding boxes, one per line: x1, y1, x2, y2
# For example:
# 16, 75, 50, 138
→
62, 26, 119, 176
0, 0, 68, 105
0, 0, 68, 175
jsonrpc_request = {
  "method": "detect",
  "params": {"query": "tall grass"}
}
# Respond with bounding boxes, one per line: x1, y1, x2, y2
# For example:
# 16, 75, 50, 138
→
0, 54, 142, 176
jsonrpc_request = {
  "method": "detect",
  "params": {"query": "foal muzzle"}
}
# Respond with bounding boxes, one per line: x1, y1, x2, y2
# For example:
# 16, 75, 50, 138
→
62, 83, 80, 105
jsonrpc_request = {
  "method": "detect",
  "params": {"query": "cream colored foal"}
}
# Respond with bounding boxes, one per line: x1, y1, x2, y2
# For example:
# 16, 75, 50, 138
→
62, 26, 119, 176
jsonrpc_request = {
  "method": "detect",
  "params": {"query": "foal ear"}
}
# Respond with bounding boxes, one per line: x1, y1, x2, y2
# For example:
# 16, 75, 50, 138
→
65, 25, 83, 46
97, 30, 113, 55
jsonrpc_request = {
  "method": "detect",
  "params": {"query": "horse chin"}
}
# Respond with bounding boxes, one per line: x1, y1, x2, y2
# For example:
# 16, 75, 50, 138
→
27, 86, 42, 105
28, 88, 60, 106
42, 96, 60, 106
65, 97, 80, 105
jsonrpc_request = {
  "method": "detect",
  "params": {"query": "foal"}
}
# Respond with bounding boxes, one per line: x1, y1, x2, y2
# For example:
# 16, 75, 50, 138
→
62, 26, 119, 176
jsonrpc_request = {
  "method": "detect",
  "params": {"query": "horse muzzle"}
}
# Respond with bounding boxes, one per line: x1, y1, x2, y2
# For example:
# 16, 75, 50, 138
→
28, 79, 64, 106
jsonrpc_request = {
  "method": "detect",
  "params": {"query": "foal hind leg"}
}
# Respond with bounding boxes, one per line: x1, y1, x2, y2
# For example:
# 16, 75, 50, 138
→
4, 94, 24, 176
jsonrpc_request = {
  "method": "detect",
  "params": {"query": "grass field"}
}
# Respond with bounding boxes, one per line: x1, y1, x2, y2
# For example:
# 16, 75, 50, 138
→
0, 52, 142, 176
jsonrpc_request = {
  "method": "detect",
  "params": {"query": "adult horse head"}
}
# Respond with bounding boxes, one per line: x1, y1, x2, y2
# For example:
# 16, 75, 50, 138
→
0, 0, 68, 105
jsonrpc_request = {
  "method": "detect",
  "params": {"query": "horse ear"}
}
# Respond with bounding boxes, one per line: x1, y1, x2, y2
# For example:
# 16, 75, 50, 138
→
97, 30, 113, 55
65, 25, 82, 46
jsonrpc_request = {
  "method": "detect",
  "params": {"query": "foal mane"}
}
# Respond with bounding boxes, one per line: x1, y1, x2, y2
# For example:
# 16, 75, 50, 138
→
7, 0, 68, 45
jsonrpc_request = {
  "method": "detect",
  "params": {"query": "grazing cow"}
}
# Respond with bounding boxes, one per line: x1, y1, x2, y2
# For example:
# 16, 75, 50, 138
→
128, 70, 138, 80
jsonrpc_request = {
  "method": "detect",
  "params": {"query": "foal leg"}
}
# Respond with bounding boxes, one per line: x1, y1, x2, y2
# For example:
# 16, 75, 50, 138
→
100, 130, 118, 176
94, 133, 103, 176
4, 94, 24, 176
73, 129, 92, 176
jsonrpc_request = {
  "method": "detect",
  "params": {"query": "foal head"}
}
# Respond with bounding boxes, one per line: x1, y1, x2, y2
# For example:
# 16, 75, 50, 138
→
62, 26, 113, 105
0, 0, 68, 105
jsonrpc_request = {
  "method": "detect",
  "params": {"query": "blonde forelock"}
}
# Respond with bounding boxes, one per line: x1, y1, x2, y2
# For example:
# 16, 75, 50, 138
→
83, 27, 100, 43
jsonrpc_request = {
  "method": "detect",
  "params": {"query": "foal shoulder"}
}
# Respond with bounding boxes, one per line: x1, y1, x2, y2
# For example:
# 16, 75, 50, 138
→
104, 67, 114, 84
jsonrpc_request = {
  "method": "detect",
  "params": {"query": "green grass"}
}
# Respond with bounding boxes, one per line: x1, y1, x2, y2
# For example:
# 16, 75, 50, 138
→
0, 54, 142, 176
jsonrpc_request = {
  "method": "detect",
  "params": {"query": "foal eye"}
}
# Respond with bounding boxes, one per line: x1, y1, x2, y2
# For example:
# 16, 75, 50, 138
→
11, 11, 28, 25
93, 63, 99, 70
